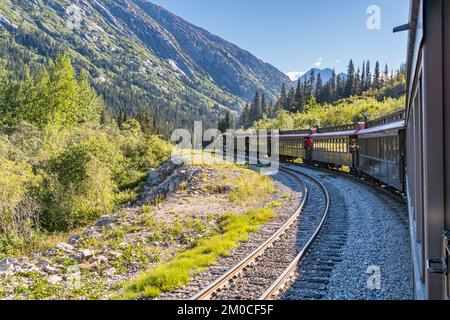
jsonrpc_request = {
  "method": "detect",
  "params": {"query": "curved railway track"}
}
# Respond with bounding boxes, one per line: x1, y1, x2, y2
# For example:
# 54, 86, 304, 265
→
192, 167, 331, 300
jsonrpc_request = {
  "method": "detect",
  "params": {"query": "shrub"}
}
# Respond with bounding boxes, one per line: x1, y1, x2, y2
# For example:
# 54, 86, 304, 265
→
0, 157, 41, 255
40, 136, 122, 231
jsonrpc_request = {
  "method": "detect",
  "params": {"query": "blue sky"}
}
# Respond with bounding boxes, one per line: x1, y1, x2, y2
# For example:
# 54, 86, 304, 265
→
151, 0, 410, 79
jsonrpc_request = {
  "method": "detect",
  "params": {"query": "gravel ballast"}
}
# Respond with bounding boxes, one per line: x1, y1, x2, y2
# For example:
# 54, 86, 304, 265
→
285, 165, 414, 300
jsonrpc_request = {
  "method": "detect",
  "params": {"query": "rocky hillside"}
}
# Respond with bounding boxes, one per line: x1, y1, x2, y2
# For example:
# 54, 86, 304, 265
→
0, 0, 292, 134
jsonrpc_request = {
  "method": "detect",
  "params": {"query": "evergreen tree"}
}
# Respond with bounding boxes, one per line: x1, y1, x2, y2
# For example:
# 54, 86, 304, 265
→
219, 111, 233, 132
278, 84, 287, 111
240, 103, 250, 129
365, 61, 372, 91
308, 69, 316, 99
294, 79, 303, 113
384, 63, 389, 84
315, 73, 323, 103
373, 61, 381, 90
136, 106, 153, 133
261, 94, 268, 117
330, 68, 337, 101
344, 59, 355, 97
249, 91, 261, 125
354, 68, 361, 96
287, 87, 296, 112
361, 61, 366, 93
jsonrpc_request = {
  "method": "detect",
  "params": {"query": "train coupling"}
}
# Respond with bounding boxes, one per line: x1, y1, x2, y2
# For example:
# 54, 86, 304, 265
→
426, 231, 450, 275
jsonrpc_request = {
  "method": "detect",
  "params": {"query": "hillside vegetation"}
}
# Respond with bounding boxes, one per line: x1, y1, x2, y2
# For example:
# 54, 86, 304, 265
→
245, 64, 407, 131
0, 0, 292, 137
254, 95, 405, 131
0, 54, 171, 258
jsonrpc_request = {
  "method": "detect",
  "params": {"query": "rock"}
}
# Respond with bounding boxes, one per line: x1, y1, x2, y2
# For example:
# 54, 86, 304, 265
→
80, 249, 94, 261
72, 252, 84, 263
0, 258, 18, 266
95, 216, 117, 228
105, 267, 116, 276
20, 263, 39, 273
118, 242, 129, 249
43, 265, 59, 274
109, 251, 122, 259
68, 235, 80, 245
0, 270, 13, 278
78, 262, 99, 271
0, 263, 14, 273
37, 258, 51, 267
48, 275, 63, 284
94, 255, 108, 265
56, 242, 74, 253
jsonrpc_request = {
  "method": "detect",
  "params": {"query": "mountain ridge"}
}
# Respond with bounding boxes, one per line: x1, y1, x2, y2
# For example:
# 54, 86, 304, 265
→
0, 0, 292, 134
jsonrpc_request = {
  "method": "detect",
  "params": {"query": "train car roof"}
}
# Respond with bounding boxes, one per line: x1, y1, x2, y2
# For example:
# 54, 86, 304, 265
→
358, 120, 405, 138
279, 133, 310, 138
311, 130, 358, 138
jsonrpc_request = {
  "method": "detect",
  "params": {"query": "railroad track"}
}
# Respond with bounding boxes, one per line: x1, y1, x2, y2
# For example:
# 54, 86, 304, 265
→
192, 166, 330, 300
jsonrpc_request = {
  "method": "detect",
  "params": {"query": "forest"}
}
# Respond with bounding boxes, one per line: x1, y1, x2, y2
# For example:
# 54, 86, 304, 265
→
238, 60, 407, 131
0, 53, 171, 258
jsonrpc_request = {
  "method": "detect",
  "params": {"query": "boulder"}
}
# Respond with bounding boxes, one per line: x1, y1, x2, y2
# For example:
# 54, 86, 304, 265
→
37, 258, 51, 267
80, 249, 94, 261
56, 242, 74, 253
43, 265, 59, 274
48, 275, 63, 284
0, 258, 18, 266
68, 235, 80, 245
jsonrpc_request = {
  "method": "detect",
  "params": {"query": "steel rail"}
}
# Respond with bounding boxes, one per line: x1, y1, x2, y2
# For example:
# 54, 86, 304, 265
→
191, 167, 308, 300
260, 165, 330, 300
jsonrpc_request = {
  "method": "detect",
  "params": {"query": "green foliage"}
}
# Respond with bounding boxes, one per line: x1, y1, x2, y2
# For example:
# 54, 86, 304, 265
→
255, 96, 405, 131
0, 53, 101, 128
0, 53, 172, 252
0, 157, 41, 256
121, 207, 275, 299
40, 135, 121, 231
241, 60, 406, 129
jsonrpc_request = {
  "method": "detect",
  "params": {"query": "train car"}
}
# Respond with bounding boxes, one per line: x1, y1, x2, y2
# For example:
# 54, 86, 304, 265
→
402, 0, 450, 300
310, 124, 360, 169
279, 129, 310, 161
357, 110, 406, 191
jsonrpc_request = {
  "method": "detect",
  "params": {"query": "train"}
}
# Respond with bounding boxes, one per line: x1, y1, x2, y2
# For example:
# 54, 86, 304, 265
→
220, 0, 449, 300
403, 0, 450, 300
278, 110, 406, 193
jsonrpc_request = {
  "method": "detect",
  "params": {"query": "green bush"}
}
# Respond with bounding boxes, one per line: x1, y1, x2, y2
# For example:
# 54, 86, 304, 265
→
255, 96, 405, 130
0, 157, 41, 255
40, 136, 122, 231
0, 53, 172, 253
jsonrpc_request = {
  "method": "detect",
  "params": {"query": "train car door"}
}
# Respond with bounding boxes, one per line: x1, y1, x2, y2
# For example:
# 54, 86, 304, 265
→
443, 0, 450, 300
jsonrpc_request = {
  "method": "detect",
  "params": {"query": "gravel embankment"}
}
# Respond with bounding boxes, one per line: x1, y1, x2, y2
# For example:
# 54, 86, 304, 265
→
284, 165, 414, 300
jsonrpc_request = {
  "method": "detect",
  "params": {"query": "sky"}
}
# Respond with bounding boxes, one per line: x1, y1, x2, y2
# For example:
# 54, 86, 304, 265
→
151, 0, 410, 80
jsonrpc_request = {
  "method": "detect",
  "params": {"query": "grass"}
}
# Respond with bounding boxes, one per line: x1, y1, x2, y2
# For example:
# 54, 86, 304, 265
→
120, 207, 275, 299
0, 227, 85, 259
228, 173, 277, 204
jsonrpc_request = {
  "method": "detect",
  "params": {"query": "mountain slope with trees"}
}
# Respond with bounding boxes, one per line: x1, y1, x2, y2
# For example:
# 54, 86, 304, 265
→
0, 0, 292, 137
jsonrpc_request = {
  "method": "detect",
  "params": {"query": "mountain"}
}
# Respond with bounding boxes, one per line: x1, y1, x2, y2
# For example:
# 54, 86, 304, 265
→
0, 0, 292, 135
299, 68, 347, 84
286, 71, 305, 82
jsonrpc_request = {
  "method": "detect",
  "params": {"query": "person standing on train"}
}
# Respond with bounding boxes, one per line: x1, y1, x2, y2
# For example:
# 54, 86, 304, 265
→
304, 137, 314, 163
